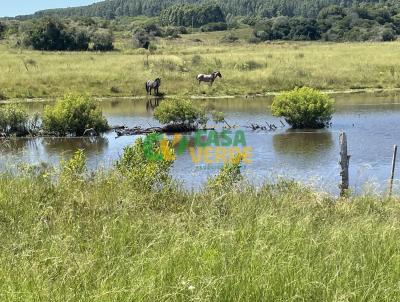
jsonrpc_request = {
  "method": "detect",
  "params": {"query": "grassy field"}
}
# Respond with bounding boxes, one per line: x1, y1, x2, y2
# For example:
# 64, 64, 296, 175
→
1, 28, 400, 99
1, 164, 400, 301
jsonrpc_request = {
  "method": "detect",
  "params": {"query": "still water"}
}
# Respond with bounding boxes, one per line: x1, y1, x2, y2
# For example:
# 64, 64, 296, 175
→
2, 93, 400, 194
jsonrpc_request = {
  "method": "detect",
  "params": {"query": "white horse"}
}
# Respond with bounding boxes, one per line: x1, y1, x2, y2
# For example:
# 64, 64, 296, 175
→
196, 71, 222, 86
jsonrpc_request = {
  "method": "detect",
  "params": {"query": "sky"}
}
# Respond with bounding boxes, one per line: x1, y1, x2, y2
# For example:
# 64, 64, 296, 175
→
0, 0, 102, 17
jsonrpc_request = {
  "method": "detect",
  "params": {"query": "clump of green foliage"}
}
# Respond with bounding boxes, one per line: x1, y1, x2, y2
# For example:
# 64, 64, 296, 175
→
271, 87, 334, 129
0, 104, 28, 134
154, 99, 207, 128
0, 22, 6, 39
253, 4, 400, 42
220, 32, 239, 43
254, 16, 320, 41
164, 26, 188, 38
116, 135, 174, 192
23, 17, 90, 51
201, 22, 228, 32
207, 154, 243, 193
60, 149, 87, 182
18, 17, 117, 51
211, 110, 231, 127
132, 28, 151, 49
92, 30, 114, 51
42, 94, 109, 136
235, 60, 263, 70
132, 22, 185, 47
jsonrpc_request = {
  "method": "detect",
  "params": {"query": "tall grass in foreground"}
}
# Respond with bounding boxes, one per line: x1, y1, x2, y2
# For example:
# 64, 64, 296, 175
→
1, 151, 400, 301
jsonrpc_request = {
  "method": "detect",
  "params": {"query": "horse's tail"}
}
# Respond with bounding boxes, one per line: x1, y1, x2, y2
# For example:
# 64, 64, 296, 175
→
145, 81, 149, 93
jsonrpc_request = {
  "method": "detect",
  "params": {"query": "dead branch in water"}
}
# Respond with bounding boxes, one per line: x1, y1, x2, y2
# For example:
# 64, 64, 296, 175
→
245, 120, 286, 131
114, 124, 215, 137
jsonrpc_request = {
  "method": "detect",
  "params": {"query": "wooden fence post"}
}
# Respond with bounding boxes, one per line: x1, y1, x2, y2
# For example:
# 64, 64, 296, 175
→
389, 145, 398, 196
339, 132, 350, 197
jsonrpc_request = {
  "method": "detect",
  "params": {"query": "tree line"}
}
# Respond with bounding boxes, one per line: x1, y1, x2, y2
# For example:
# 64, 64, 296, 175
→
252, 4, 400, 42
23, 0, 398, 19
159, 4, 225, 27
1, 0, 399, 49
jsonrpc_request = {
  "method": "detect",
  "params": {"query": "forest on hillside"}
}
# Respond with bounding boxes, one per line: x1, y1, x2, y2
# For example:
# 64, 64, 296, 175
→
23, 0, 399, 19
0, 0, 398, 49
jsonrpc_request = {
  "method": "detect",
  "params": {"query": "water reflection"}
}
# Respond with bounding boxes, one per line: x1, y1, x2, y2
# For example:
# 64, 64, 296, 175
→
42, 137, 109, 157
146, 98, 161, 112
2, 93, 400, 193
0, 139, 41, 153
273, 130, 334, 158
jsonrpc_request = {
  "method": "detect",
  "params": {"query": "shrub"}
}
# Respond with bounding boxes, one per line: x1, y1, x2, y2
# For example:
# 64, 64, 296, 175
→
110, 86, 121, 93
0, 91, 6, 100
23, 17, 89, 51
164, 27, 181, 39
60, 149, 87, 181
207, 154, 243, 193
191, 55, 202, 65
176, 26, 188, 34
132, 28, 151, 49
0, 22, 6, 39
241, 16, 259, 26
42, 94, 109, 136
92, 30, 114, 51
154, 99, 207, 127
116, 136, 174, 192
254, 17, 320, 41
141, 22, 164, 37
235, 60, 263, 71
211, 110, 231, 127
382, 28, 396, 41
211, 111, 225, 124
248, 36, 262, 44
220, 32, 239, 43
67, 27, 90, 51
0, 104, 28, 134
271, 87, 334, 129
200, 22, 228, 32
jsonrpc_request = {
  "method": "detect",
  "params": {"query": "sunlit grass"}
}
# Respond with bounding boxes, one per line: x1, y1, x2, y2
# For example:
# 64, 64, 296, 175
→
1, 29, 400, 99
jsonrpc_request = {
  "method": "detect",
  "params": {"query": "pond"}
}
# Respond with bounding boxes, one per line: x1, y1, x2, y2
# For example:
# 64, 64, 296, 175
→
1, 92, 400, 195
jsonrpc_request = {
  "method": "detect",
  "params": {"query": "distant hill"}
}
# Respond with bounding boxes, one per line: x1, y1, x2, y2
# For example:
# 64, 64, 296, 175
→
20, 0, 398, 20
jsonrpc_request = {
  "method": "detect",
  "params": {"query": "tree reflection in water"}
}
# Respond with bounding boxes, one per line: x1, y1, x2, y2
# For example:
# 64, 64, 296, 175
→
273, 130, 334, 160
42, 137, 109, 157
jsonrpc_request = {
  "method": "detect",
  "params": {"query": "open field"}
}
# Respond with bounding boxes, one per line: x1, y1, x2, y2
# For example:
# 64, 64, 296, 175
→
1, 28, 400, 99
1, 167, 400, 301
